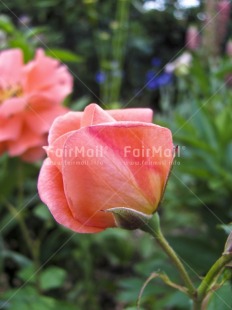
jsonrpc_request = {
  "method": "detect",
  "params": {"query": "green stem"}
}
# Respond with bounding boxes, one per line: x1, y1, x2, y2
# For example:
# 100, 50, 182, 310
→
192, 301, 201, 310
4, 199, 41, 292
17, 160, 24, 207
110, 0, 130, 105
141, 213, 196, 297
196, 254, 232, 304
4, 201, 31, 251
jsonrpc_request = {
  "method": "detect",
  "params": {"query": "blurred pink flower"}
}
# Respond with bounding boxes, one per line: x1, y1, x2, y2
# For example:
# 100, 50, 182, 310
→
186, 25, 201, 51
226, 39, 232, 56
217, 0, 231, 45
0, 48, 73, 162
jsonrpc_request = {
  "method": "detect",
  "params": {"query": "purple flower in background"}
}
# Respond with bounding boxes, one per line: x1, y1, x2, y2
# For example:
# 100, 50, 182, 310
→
157, 72, 173, 86
19, 15, 31, 26
95, 71, 106, 84
146, 79, 160, 90
146, 70, 156, 80
146, 70, 159, 90
145, 70, 173, 90
151, 57, 161, 67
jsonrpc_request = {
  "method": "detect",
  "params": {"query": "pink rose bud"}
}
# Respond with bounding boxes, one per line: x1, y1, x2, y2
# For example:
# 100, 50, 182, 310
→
186, 25, 201, 51
38, 104, 174, 233
0, 49, 73, 162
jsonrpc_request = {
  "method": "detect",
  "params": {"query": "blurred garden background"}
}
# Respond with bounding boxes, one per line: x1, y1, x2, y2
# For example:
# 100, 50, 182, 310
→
0, 0, 232, 309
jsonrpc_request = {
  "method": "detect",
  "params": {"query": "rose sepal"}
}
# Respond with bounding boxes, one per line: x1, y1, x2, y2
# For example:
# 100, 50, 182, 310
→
105, 207, 153, 230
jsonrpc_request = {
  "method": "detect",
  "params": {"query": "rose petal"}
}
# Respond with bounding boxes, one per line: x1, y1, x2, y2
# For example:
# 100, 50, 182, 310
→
90, 123, 173, 204
46, 132, 75, 170
81, 103, 116, 127
108, 108, 153, 123
48, 111, 83, 145
38, 158, 102, 233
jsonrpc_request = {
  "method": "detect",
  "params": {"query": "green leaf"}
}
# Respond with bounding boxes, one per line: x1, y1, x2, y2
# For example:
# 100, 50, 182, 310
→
71, 96, 91, 111
175, 134, 215, 153
2, 250, 31, 267
9, 37, 34, 62
207, 284, 232, 310
218, 223, 232, 235
18, 264, 36, 284
25, 26, 48, 39
33, 204, 52, 221
2, 286, 78, 310
46, 49, 84, 63
118, 277, 148, 303
40, 266, 67, 290
0, 153, 8, 182
0, 14, 14, 33
35, 0, 57, 8
162, 291, 190, 309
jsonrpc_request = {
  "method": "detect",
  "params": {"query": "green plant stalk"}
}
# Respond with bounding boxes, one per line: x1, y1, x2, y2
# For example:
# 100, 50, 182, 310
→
4, 199, 41, 293
3, 161, 42, 293
91, 0, 130, 105
194, 254, 232, 307
100, 55, 110, 105
83, 0, 110, 105
17, 160, 24, 207
80, 236, 100, 310
141, 213, 196, 297
110, 0, 130, 105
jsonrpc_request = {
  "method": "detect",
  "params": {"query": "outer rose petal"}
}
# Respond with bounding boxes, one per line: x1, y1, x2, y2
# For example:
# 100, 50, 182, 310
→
38, 158, 103, 233
0, 49, 23, 88
48, 111, 82, 145
108, 108, 153, 123
46, 132, 75, 170
62, 123, 173, 228
47, 105, 152, 145
88, 123, 173, 203
81, 103, 116, 127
